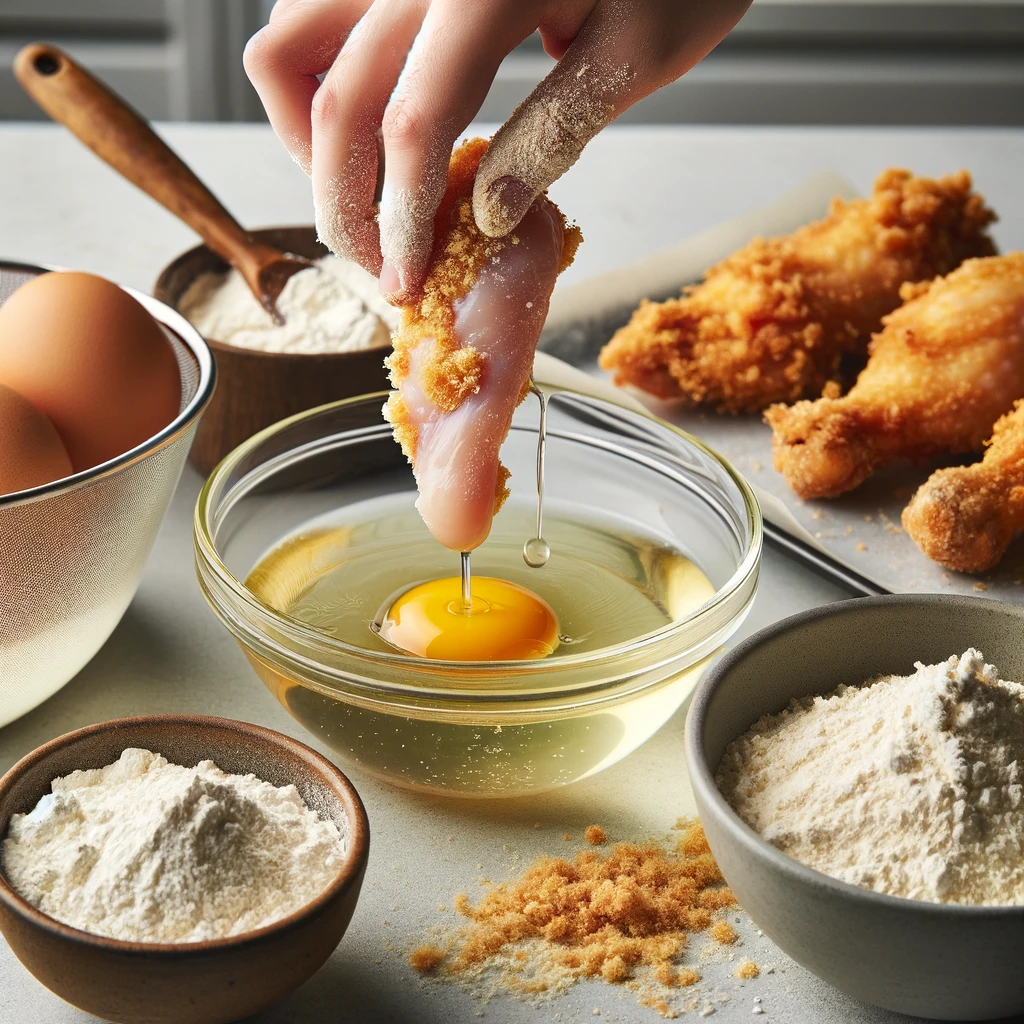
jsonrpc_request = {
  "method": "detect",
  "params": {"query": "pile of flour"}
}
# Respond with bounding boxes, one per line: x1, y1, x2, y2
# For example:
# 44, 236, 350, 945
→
179, 254, 399, 354
2, 748, 348, 942
717, 650, 1024, 905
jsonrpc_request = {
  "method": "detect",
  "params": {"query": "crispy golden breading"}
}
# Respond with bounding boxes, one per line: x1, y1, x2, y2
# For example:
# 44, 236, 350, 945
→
767, 253, 1024, 501
903, 399, 1024, 573
599, 170, 995, 413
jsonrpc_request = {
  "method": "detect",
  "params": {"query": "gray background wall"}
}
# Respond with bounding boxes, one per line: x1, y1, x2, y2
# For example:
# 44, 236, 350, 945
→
1, 0, 1022, 125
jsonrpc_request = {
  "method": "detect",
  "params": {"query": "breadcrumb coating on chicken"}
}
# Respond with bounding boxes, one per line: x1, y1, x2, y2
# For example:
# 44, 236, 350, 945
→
385, 136, 580, 512
599, 169, 996, 413
494, 462, 511, 512
383, 390, 416, 463
904, 391, 1024, 573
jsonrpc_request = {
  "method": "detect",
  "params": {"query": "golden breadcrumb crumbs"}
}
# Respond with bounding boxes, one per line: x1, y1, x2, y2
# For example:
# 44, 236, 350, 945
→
410, 820, 734, 1004
736, 960, 760, 980
384, 136, 580, 511
709, 920, 738, 945
584, 825, 607, 846
408, 944, 446, 973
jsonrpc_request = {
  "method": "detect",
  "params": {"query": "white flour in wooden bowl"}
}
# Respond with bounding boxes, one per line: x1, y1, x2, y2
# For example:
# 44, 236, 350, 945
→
179, 254, 399, 354
717, 650, 1024, 905
1, 747, 348, 942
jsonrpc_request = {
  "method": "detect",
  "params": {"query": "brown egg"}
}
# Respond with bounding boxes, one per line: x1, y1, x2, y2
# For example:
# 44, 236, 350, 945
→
0, 382, 73, 495
0, 271, 181, 472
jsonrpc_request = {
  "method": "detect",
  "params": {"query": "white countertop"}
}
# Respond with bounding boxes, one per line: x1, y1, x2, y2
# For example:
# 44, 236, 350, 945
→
1, 123, 1023, 1024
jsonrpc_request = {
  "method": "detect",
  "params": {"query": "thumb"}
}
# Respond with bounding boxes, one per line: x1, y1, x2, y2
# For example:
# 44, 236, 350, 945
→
473, 0, 752, 238
472, 23, 635, 237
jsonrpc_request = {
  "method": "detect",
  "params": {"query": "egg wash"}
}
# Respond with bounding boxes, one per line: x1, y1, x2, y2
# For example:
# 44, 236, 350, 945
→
244, 497, 716, 793
245, 498, 714, 660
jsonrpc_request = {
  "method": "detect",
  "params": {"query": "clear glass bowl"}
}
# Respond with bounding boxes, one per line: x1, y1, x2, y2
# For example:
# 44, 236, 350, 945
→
194, 384, 761, 797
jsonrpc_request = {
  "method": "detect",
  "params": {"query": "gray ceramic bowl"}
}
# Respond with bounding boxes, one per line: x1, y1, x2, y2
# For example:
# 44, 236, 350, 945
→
685, 594, 1024, 1021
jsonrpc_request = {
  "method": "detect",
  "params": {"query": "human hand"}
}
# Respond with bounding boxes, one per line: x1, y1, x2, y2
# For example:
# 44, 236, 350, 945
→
245, 0, 752, 302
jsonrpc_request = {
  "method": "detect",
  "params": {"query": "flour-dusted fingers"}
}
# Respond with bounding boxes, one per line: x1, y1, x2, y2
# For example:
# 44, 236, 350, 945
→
377, 0, 547, 302
309, 0, 429, 276
473, 0, 753, 238
244, 0, 370, 174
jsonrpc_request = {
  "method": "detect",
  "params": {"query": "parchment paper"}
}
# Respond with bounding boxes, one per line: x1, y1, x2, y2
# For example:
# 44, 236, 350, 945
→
538, 174, 1024, 602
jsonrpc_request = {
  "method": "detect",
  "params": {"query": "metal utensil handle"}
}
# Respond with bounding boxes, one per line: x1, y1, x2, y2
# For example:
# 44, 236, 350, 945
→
763, 522, 890, 598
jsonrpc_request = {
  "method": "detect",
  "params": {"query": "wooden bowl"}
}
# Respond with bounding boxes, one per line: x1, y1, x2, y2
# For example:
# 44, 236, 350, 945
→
0, 715, 370, 1024
153, 226, 391, 474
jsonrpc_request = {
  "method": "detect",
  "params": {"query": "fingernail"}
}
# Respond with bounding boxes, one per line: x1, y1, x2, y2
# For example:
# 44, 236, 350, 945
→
380, 259, 402, 302
485, 176, 533, 235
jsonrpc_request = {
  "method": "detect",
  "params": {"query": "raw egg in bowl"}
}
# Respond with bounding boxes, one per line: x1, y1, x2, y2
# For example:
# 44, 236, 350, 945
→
195, 385, 760, 797
378, 575, 560, 662
0, 262, 214, 727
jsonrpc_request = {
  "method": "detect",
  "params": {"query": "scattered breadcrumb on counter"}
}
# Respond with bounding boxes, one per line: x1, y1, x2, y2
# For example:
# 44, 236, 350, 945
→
408, 945, 446, 973
408, 821, 739, 1014
736, 960, 760, 980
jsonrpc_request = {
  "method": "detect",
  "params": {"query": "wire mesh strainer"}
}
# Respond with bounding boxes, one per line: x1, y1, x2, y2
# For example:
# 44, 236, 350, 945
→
0, 263, 214, 726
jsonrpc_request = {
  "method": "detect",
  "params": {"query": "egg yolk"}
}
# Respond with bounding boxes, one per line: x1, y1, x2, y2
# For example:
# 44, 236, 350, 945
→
380, 576, 559, 661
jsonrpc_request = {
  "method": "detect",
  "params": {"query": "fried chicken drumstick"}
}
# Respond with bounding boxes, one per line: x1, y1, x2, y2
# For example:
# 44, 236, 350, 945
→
767, 253, 1024, 500
903, 399, 1024, 573
599, 170, 995, 412
385, 139, 581, 552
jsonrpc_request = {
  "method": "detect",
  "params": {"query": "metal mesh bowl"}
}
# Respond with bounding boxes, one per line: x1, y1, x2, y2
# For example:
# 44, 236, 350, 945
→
0, 262, 214, 726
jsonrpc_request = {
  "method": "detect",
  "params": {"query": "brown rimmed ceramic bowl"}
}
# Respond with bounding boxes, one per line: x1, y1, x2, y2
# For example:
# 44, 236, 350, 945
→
0, 715, 370, 1024
153, 226, 391, 475
686, 594, 1024, 1021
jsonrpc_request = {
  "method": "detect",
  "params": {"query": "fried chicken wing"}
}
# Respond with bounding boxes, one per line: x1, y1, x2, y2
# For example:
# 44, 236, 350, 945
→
903, 400, 1024, 572
599, 170, 995, 413
767, 253, 1024, 500
385, 139, 581, 552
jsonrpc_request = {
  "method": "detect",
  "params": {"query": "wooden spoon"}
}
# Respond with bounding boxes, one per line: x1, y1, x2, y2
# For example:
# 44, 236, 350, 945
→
14, 42, 312, 324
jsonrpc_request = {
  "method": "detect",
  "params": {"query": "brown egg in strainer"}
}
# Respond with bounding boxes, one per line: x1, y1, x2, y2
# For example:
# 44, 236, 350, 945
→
0, 262, 214, 727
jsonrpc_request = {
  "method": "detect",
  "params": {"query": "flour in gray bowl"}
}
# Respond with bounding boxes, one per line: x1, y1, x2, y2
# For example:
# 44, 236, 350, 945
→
717, 650, 1024, 905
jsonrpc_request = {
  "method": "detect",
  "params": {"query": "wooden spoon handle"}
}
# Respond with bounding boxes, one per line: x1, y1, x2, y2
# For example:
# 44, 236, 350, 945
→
14, 42, 267, 272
